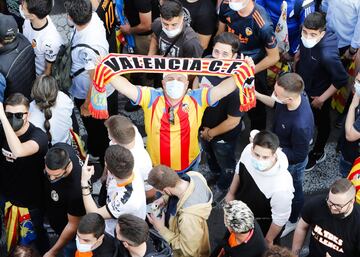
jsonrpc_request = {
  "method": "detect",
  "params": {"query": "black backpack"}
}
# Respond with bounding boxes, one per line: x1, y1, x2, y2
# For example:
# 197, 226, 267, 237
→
144, 229, 173, 257
51, 32, 100, 92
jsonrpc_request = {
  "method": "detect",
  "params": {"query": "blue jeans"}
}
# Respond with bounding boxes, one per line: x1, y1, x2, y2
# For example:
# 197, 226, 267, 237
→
201, 138, 237, 190
288, 157, 307, 223
339, 154, 353, 178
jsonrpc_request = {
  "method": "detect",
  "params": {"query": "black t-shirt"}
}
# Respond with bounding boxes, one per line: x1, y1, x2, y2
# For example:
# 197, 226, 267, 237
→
0, 123, 48, 209
152, 18, 203, 57
301, 195, 360, 257
93, 233, 116, 257
199, 75, 244, 141
211, 221, 267, 257
181, 0, 217, 36
44, 143, 85, 235
219, 2, 277, 64
124, 0, 159, 34
115, 237, 156, 257
96, 0, 117, 53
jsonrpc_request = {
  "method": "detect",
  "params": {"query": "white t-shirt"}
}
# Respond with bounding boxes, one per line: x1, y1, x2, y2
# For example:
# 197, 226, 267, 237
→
29, 92, 73, 145
23, 16, 63, 75
70, 12, 114, 99
105, 172, 146, 236
130, 126, 153, 191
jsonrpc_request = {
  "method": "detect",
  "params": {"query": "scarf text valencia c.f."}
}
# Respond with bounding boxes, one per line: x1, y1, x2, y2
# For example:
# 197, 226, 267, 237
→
90, 54, 256, 119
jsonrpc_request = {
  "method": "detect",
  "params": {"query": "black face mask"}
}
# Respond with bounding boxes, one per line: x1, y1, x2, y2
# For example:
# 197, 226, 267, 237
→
8, 116, 24, 132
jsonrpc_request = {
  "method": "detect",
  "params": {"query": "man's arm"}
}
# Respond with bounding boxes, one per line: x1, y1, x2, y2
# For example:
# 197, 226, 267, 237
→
204, 115, 241, 140
109, 75, 139, 102
255, 47, 280, 74
44, 214, 81, 257
225, 172, 240, 203
255, 90, 275, 108
210, 57, 255, 104
120, 12, 152, 35
265, 222, 283, 246
216, 21, 226, 36
81, 155, 113, 219
0, 103, 39, 158
311, 84, 338, 109
345, 93, 360, 141
292, 218, 310, 256
148, 33, 159, 55
198, 33, 212, 50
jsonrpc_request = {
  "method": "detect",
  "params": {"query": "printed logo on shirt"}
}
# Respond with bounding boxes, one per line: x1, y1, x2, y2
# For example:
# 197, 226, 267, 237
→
312, 225, 344, 253
238, 33, 249, 44
182, 103, 190, 113
182, 7, 191, 28
2, 148, 16, 162
51, 190, 59, 202
245, 27, 253, 36
159, 38, 180, 57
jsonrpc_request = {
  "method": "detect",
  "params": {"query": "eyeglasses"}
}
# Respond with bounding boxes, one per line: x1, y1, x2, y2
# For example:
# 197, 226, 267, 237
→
326, 196, 353, 211
44, 161, 70, 183
168, 107, 175, 125
5, 112, 28, 119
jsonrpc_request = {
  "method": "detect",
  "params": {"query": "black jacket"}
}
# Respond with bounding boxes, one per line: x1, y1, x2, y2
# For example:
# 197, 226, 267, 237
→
297, 30, 348, 97
0, 33, 35, 99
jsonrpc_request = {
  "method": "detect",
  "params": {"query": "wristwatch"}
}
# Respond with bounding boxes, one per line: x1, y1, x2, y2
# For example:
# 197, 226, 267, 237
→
349, 47, 358, 56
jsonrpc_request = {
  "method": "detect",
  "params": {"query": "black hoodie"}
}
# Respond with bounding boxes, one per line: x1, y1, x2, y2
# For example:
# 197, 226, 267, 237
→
296, 30, 348, 97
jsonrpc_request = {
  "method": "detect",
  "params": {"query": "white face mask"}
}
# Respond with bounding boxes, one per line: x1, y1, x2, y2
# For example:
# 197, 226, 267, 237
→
67, 16, 75, 27
19, 6, 28, 20
251, 156, 273, 171
301, 36, 319, 49
271, 92, 284, 104
354, 81, 360, 97
165, 80, 186, 99
229, 0, 249, 11
162, 25, 182, 38
76, 237, 93, 253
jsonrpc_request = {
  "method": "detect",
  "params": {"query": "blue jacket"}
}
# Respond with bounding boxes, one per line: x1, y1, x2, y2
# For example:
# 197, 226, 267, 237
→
256, 0, 315, 55
297, 30, 348, 97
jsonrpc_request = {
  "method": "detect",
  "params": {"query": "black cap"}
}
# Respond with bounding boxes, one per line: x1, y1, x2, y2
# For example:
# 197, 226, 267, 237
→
0, 14, 18, 43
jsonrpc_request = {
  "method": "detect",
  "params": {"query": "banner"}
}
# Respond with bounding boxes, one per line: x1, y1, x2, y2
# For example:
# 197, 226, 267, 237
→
90, 54, 256, 119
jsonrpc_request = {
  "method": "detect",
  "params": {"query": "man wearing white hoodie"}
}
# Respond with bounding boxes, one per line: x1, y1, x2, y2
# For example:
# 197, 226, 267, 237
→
225, 130, 294, 246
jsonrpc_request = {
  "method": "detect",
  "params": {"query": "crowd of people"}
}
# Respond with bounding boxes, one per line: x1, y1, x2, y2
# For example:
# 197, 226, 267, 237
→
0, 0, 360, 256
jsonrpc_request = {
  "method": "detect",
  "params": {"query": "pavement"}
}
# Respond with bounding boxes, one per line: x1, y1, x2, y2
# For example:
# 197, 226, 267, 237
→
48, 4, 344, 256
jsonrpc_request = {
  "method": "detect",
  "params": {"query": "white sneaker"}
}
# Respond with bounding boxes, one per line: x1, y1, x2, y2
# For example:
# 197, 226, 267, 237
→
280, 221, 297, 238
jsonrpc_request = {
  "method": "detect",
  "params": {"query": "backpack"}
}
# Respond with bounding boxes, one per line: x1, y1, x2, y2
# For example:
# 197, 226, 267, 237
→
51, 32, 100, 92
144, 229, 173, 257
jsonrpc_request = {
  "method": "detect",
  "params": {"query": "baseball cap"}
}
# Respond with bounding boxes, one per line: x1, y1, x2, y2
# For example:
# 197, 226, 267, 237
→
0, 14, 18, 43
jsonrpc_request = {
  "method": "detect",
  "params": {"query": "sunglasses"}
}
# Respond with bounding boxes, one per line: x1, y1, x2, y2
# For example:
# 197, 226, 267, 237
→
168, 107, 175, 125
5, 112, 28, 119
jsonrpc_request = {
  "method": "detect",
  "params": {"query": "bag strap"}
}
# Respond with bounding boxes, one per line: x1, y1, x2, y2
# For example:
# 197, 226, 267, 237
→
70, 44, 101, 78
163, 30, 184, 57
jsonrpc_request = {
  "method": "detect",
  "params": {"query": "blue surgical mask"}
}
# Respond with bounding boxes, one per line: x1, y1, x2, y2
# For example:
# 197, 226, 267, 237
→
251, 156, 273, 171
76, 236, 93, 252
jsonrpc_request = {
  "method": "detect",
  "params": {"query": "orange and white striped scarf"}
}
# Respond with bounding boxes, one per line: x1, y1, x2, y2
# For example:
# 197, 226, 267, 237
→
90, 54, 256, 119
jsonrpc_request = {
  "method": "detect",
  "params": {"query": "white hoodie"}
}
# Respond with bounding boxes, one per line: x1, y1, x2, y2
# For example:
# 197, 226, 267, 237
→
236, 144, 295, 226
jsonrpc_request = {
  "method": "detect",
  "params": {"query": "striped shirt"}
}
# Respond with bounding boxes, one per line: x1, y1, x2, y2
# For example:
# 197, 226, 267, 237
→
133, 87, 213, 172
